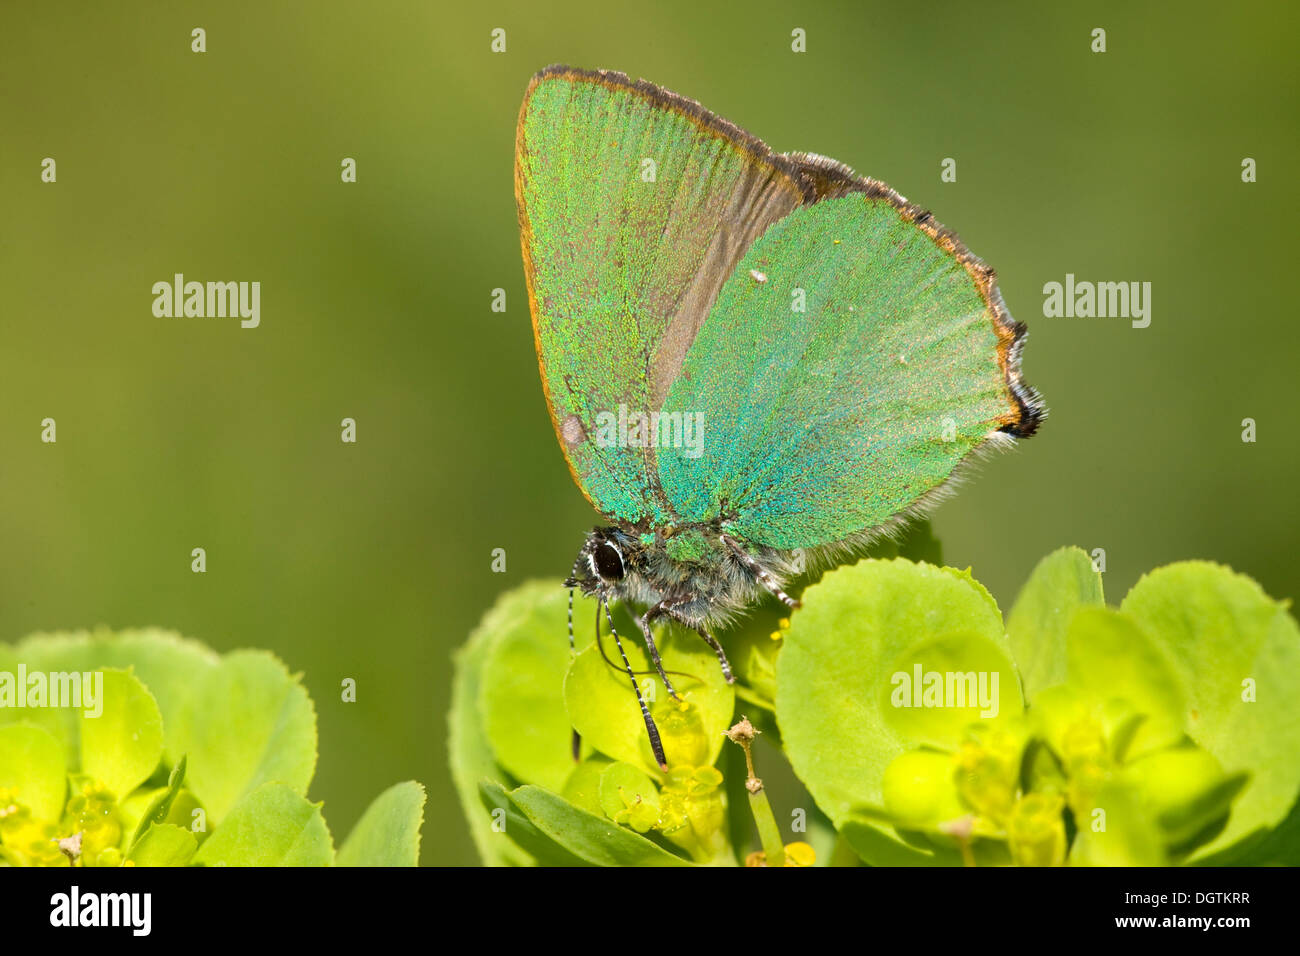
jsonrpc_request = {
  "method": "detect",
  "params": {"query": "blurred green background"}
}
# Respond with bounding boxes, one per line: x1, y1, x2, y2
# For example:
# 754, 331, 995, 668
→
2, 1, 1296, 865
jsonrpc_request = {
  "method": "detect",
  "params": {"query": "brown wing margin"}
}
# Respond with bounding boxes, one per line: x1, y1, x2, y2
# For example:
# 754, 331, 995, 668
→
517, 64, 816, 201
781, 150, 1046, 438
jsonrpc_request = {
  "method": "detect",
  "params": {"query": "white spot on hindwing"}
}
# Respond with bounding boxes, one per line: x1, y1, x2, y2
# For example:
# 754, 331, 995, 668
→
561, 414, 583, 445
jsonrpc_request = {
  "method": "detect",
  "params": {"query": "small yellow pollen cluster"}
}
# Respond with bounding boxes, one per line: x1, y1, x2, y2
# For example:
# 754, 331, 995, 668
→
0, 780, 123, 867
656, 766, 725, 862
744, 841, 816, 867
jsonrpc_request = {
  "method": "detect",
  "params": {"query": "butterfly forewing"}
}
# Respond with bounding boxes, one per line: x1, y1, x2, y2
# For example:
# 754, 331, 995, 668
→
515, 66, 808, 524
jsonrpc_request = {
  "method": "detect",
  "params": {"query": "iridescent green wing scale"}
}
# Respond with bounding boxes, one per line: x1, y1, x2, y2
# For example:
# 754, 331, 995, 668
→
515, 66, 810, 525
656, 156, 1042, 550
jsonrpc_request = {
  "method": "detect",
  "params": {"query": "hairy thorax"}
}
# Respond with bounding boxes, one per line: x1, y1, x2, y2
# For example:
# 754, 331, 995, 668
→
567, 524, 798, 628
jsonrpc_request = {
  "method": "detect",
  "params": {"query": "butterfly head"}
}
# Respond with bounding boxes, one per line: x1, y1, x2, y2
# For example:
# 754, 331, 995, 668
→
565, 527, 631, 597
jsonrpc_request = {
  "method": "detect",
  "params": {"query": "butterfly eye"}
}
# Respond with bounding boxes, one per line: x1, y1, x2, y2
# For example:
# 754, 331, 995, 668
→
593, 541, 625, 581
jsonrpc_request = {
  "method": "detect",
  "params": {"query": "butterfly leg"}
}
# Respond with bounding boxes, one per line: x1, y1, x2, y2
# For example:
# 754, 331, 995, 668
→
688, 624, 735, 684
695, 627, 734, 684
636, 603, 683, 701
720, 533, 801, 609
660, 601, 736, 685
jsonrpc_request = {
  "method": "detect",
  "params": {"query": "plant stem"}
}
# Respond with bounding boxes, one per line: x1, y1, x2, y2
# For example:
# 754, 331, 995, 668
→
748, 785, 785, 867
726, 717, 785, 867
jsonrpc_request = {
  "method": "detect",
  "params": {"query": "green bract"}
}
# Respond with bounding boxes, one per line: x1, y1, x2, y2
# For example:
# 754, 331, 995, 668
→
0, 629, 424, 867
453, 582, 735, 865
453, 542, 1300, 866
1121, 563, 1300, 861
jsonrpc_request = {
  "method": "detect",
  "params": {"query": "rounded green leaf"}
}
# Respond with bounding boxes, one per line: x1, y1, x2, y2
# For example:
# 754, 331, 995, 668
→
561, 756, 612, 816
777, 559, 1020, 845
168, 651, 316, 823
1006, 546, 1105, 700
598, 761, 660, 830
1063, 607, 1187, 757
335, 781, 426, 867
80, 668, 164, 798
0, 645, 83, 768
479, 581, 582, 792
881, 750, 965, 827
450, 588, 536, 866
880, 632, 1020, 748
6, 629, 219, 769
1120, 562, 1300, 860
564, 610, 735, 775
1119, 747, 1248, 849
192, 782, 333, 867
0, 723, 67, 820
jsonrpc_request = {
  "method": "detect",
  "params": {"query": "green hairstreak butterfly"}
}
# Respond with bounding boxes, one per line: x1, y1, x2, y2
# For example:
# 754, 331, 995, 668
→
515, 65, 1044, 768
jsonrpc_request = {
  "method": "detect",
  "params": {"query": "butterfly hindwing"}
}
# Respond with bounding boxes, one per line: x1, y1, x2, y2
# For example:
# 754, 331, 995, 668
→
515, 66, 811, 524
656, 168, 1041, 550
